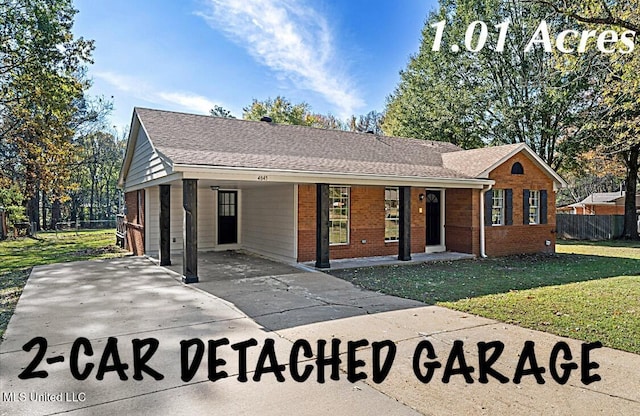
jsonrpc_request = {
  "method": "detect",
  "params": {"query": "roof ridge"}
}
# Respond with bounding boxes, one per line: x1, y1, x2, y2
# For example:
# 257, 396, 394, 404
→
134, 106, 461, 151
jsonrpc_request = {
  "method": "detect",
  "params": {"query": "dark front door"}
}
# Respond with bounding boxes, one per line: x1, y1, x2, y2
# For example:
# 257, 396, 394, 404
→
218, 191, 238, 245
425, 190, 440, 246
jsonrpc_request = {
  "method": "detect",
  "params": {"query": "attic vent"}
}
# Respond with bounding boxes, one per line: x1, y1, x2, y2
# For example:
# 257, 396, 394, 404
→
260, 116, 273, 123
511, 162, 524, 175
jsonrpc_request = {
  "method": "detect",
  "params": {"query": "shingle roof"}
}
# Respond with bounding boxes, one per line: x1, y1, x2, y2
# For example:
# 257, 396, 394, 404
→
570, 192, 625, 206
135, 107, 469, 179
441, 143, 524, 178
131, 107, 564, 188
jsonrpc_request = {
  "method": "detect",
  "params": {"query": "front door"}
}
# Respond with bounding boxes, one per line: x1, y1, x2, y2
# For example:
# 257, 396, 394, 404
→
425, 190, 440, 246
218, 191, 238, 245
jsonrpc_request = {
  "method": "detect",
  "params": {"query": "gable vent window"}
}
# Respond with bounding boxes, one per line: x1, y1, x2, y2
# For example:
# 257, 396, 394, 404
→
511, 162, 524, 175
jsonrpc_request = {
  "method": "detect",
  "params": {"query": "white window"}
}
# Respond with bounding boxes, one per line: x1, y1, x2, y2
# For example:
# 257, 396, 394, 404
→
385, 187, 399, 241
329, 186, 349, 245
529, 190, 540, 224
492, 189, 504, 226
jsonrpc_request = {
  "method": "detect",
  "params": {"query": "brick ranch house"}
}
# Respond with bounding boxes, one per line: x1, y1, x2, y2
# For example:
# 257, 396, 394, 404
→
118, 107, 566, 282
557, 191, 637, 215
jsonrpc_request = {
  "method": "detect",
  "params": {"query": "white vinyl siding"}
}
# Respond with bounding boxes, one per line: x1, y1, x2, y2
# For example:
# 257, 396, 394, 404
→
125, 128, 171, 188
242, 184, 296, 262
146, 185, 216, 256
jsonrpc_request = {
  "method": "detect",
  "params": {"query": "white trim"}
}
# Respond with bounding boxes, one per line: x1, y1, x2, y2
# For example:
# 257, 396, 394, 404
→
293, 184, 298, 261
424, 188, 447, 252
425, 245, 446, 253
384, 186, 400, 243
213, 189, 242, 248
144, 189, 150, 254
175, 164, 493, 189
123, 172, 183, 193
329, 185, 350, 246
480, 185, 493, 258
440, 189, 446, 248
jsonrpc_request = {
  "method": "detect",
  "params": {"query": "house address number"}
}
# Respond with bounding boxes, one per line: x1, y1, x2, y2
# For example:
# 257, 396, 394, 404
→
257, 175, 269, 181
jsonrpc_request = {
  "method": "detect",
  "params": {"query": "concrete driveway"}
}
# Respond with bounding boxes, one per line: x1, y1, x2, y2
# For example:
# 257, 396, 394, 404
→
1, 256, 639, 415
164, 251, 425, 331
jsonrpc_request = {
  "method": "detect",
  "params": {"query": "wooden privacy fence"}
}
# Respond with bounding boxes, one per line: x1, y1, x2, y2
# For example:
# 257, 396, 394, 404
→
557, 214, 624, 240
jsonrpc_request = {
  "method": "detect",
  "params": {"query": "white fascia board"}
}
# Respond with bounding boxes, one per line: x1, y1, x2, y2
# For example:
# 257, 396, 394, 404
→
174, 164, 493, 189
123, 172, 183, 193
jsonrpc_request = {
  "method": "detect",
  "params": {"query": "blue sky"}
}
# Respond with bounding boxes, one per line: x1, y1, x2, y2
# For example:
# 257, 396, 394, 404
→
73, 0, 438, 132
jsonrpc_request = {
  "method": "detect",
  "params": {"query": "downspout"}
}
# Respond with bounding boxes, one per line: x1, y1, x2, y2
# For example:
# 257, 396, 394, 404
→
479, 184, 493, 258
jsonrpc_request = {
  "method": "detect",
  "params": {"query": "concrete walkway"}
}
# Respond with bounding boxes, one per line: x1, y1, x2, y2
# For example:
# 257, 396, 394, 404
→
1, 257, 639, 415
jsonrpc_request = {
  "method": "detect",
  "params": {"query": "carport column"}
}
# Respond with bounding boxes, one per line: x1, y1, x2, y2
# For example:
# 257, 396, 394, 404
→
315, 183, 330, 268
159, 184, 171, 266
398, 186, 412, 261
182, 179, 198, 283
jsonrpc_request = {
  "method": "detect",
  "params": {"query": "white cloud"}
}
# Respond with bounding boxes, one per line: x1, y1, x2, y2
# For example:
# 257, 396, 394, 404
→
197, 0, 364, 117
95, 71, 220, 115
156, 92, 217, 114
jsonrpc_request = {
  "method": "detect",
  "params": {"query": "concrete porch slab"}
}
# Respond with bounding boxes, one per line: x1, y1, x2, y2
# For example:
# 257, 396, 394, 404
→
302, 251, 475, 270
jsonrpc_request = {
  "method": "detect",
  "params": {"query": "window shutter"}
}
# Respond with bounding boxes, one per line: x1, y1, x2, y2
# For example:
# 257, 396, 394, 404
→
523, 189, 530, 225
484, 190, 493, 225
540, 190, 548, 224
505, 189, 513, 225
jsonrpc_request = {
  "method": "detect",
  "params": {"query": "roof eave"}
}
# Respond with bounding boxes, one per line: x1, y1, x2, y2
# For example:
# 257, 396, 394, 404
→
173, 163, 494, 189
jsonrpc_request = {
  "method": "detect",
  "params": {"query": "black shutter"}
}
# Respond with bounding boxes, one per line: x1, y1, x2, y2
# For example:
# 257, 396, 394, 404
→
485, 190, 493, 225
505, 189, 513, 225
540, 190, 548, 224
523, 189, 530, 225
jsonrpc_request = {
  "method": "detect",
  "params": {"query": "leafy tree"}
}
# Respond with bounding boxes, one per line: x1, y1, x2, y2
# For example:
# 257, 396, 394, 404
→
0, 0, 97, 230
0, 184, 26, 228
536, 0, 640, 239
209, 105, 235, 118
242, 96, 316, 126
348, 110, 384, 135
384, 0, 596, 158
68, 131, 124, 226
308, 113, 346, 130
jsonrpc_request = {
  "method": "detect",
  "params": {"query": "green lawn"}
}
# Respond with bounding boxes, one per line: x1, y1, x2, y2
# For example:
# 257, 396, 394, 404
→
0, 229, 127, 339
329, 241, 640, 354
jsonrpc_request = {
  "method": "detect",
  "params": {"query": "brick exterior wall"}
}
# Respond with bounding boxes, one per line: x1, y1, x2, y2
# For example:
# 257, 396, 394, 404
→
296, 157, 558, 262
485, 153, 557, 256
444, 188, 480, 255
585, 205, 625, 215
297, 185, 426, 262
125, 190, 145, 255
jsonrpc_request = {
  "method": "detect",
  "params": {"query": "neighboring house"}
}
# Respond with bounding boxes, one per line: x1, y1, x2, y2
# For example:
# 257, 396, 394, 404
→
557, 191, 636, 215
118, 108, 566, 282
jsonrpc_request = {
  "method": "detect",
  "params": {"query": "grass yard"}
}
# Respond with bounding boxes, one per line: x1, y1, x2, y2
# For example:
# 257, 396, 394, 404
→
329, 240, 640, 354
0, 229, 126, 340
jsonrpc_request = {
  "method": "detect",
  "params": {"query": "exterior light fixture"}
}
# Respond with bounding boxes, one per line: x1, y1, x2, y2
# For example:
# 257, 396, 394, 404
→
210, 186, 220, 191
419, 193, 425, 201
